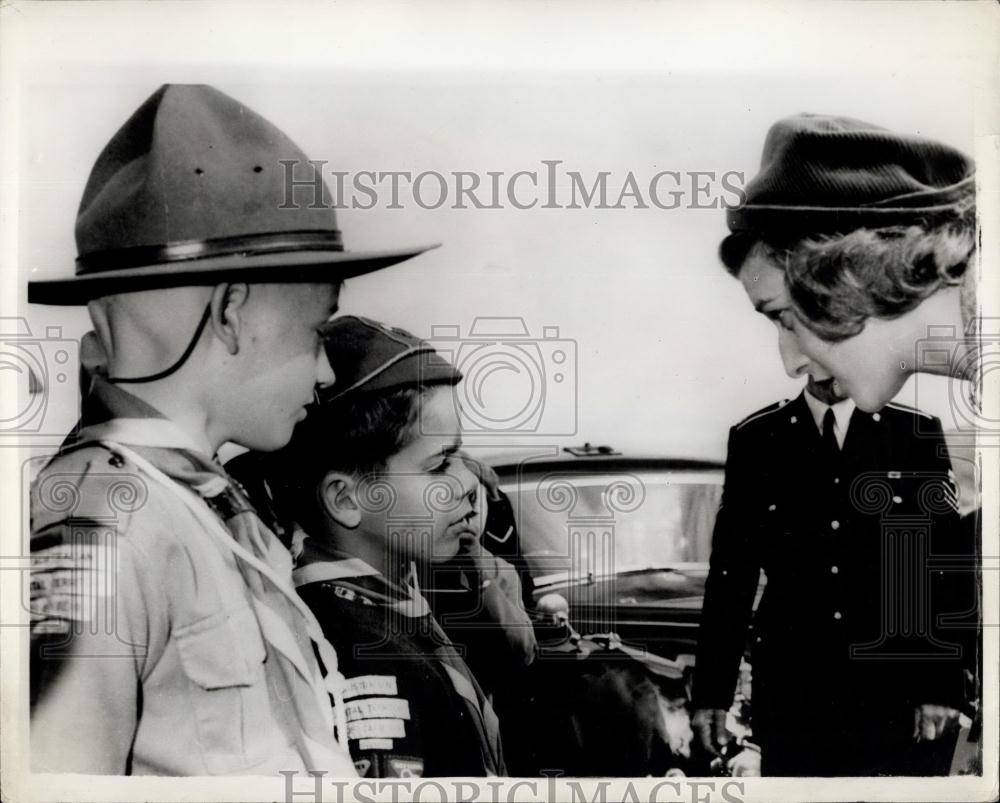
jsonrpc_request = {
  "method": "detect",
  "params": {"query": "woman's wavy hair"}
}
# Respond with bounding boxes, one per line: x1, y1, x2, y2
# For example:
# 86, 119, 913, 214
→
722, 209, 976, 343
784, 212, 977, 342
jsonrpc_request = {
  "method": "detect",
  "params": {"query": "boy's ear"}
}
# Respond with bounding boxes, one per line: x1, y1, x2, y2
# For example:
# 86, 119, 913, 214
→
319, 471, 362, 529
209, 283, 250, 356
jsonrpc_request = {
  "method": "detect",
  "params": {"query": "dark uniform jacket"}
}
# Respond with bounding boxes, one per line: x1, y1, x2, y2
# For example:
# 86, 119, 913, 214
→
293, 541, 506, 778
693, 393, 974, 776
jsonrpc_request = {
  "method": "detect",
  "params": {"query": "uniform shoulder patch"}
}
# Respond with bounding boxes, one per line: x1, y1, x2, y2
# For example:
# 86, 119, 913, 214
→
31, 444, 148, 532
735, 399, 788, 432
30, 539, 115, 634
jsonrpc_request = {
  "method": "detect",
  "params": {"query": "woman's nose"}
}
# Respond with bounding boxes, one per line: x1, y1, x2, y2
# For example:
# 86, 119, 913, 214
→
779, 329, 810, 379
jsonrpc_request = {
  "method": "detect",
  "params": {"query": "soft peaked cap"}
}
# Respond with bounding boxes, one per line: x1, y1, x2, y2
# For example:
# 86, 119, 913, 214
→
720, 113, 975, 268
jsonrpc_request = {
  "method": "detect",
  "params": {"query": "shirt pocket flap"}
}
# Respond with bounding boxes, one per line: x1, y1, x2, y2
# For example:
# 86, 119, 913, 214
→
176, 605, 266, 689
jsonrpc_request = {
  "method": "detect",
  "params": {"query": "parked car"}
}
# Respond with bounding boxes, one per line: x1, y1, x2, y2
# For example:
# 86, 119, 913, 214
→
438, 443, 761, 777
490, 444, 724, 661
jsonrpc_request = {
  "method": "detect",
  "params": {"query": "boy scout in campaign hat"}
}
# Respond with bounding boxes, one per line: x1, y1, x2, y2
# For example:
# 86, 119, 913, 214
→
232, 316, 507, 777
27, 85, 434, 775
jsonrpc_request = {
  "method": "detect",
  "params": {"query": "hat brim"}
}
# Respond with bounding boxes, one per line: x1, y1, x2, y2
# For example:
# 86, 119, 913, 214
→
27, 244, 439, 306
725, 201, 973, 237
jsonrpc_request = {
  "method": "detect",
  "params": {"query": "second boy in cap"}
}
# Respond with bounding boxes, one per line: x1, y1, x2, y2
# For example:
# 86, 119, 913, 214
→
243, 316, 507, 778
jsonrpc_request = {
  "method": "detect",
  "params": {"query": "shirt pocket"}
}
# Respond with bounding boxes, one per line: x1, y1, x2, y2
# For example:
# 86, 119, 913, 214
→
175, 604, 270, 772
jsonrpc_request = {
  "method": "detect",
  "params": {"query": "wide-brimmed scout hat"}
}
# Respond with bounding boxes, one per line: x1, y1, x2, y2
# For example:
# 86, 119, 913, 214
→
720, 113, 975, 270
28, 84, 436, 305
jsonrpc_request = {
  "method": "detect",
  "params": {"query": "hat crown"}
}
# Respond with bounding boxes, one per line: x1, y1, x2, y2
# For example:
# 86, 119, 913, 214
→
28, 84, 433, 306
753, 113, 973, 208
75, 84, 340, 261
726, 113, 975, 237
319, 315, 461, 402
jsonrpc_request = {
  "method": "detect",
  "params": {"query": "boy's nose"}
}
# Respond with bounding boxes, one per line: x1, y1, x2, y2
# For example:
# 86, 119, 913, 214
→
454, 460, 479, 502
315, 349, 336, 387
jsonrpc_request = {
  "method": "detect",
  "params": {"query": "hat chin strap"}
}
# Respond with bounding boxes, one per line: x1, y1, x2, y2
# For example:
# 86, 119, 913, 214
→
107, 302, 213, 385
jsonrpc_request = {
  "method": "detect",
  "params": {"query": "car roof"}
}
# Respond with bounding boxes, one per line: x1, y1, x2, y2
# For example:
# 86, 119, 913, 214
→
488, 452, 724, 479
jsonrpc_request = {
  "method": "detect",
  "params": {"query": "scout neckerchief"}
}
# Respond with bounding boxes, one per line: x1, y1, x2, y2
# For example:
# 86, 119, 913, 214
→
295, 541, 505, 775
67, 379, 354, 774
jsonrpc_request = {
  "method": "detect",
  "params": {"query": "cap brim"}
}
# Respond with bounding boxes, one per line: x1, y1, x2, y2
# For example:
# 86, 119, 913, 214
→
27, 244, 439, 305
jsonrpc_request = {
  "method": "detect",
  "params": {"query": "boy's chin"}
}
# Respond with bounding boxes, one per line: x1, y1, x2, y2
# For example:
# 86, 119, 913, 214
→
431, 539, 467, 564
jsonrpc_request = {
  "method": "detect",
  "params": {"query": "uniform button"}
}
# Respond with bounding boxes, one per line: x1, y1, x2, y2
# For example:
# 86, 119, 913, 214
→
872, 413, 881, 422
831, 520, 840, 530
833, 477, 840, 484
721, 569, 728, 576
790, 415, 798, 424
833, 611, 843, 620
768, 504, 777, 512
892, 495, 903, 504
831, 565, 839, 574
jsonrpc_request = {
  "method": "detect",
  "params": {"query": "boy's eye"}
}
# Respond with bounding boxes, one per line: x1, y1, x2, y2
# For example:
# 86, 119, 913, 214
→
430, 457, 453, 475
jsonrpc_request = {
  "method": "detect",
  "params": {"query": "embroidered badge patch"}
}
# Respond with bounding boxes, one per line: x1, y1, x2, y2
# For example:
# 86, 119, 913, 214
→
386, 757, 424, 778
29, 542, 113, 634
342, 675, 398, 699
344, 697, 411, 722
358, 739, 395, 752
347, 718, 407, 741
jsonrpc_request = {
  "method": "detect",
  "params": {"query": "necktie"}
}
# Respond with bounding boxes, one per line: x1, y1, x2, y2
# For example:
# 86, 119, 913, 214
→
822, 408, 840, 458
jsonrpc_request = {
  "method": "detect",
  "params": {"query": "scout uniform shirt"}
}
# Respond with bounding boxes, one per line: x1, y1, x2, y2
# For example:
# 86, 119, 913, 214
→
293, 539, 506, 778
29, 378, 356, 776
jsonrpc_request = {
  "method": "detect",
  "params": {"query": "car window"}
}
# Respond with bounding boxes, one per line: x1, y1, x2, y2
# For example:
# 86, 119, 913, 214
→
503, 471, 722, 582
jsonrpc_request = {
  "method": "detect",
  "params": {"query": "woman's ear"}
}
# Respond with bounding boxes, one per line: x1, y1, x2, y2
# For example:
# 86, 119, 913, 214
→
209, 283, 251, 356
319, 471, 362, 529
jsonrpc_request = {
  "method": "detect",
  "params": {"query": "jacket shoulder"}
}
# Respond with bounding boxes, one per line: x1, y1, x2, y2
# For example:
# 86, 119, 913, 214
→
734, 398, 793, 433
31, 444, 150, 541
300, 582, 385, 640
882, 401, 938, 422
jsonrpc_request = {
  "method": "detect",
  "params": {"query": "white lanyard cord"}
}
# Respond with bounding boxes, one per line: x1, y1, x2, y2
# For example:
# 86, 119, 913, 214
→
100, 440, 351, 751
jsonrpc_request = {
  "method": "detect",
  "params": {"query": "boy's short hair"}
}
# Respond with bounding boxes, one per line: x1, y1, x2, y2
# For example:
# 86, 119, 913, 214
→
267, 384, 434, 538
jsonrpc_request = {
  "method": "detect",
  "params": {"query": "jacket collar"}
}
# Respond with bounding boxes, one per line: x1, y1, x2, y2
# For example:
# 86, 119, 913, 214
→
293, 538, 432, 617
